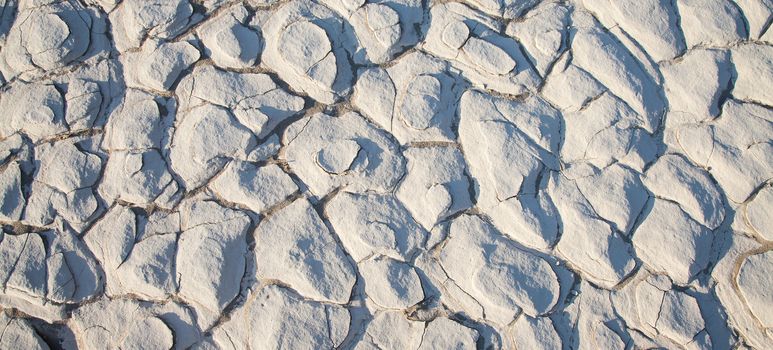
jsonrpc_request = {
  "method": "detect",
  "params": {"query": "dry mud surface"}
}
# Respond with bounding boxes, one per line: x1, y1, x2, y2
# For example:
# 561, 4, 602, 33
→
0, 0, 772, 349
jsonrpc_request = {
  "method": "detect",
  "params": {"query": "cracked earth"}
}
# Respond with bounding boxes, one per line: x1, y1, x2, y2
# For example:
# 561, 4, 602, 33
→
0, 0, 771, 349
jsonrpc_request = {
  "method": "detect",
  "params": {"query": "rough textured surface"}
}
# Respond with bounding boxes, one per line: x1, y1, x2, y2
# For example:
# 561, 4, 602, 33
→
0, 0, 771, 349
